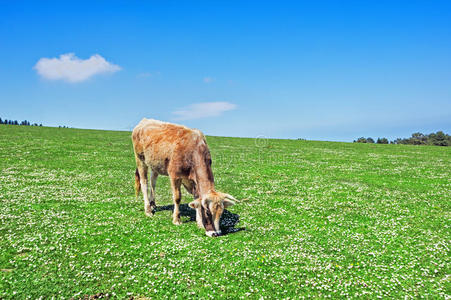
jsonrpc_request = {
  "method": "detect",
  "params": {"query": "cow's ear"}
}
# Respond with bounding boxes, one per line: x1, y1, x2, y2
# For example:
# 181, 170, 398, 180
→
189, 199, 201, 209
223, 198, 235, 208
224, 194, 237, 201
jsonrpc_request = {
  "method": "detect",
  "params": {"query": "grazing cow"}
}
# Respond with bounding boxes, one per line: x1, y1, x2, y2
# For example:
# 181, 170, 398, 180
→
132, 118, 236, 237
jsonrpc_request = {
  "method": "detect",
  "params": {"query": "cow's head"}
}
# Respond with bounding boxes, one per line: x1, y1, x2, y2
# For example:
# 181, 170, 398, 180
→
189, 191, 236, 237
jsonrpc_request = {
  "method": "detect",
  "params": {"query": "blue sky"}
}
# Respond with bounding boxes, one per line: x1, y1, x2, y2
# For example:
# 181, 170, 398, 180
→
1, 1, 450, 141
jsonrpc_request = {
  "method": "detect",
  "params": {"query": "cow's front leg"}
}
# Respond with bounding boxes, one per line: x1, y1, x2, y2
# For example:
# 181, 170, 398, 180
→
170, 177, 182, 225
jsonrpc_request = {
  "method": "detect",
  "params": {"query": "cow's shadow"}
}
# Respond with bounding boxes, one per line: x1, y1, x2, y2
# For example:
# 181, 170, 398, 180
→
155, 203, 244, 235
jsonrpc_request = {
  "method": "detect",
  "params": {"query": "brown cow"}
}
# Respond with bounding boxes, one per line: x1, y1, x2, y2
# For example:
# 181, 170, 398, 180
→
132, 118, 236, 237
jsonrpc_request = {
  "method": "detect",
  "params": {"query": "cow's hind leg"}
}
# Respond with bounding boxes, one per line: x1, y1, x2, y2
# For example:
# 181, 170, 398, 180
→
137, 164, 153, 216
170, 177, 182, 225
149, 170, 158, 211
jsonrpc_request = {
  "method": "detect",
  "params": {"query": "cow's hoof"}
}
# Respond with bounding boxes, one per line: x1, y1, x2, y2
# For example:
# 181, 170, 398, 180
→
172, 219, 182, 225
145, 207, 155, 217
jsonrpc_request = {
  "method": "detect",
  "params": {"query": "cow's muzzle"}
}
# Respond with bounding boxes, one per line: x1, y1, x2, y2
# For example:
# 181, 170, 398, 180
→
206, 230, 222, 237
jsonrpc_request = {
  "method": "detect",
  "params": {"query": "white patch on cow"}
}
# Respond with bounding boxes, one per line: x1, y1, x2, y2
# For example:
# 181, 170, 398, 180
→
192, 130, 202, 142
214, 219, 220, 234
196, 209, 203, 228
150, 171, 158, 202
206, 230, 221, 237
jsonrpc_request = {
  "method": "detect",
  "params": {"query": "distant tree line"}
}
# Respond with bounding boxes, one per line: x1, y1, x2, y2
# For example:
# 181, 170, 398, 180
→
0, 118, 42, 127
354, 131, 451, 146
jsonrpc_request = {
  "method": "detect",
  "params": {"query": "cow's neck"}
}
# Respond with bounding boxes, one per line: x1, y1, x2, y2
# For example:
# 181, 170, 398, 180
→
197, 178, 215, 198
193, 164, 215, 198
190, 146, 216, 198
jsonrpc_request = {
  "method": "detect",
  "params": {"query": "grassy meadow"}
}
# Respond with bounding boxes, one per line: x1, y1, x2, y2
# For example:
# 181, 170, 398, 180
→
0, 124, 450, 298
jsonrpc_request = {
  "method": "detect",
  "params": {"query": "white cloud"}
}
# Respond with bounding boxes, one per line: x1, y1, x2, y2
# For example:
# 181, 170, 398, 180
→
34, 53, 121, 82
203, 77, 214, 83
137, 72, 152, 78
136, 71, 160, 78
172, 102, 237, 120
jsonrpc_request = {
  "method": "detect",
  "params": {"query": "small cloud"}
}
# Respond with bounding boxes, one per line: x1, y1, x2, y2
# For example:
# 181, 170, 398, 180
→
136, 71, 160, 79
137, 72, 152, 78
172, 102, 237, 121
34, 53, 121, 83
203, 77, 214, 83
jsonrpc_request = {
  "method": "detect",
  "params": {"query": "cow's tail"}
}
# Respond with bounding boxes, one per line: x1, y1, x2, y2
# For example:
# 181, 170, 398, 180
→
135, 168, 141, 198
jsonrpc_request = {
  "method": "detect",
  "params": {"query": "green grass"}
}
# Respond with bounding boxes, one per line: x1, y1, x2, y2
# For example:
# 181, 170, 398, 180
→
0, 124, 450, 298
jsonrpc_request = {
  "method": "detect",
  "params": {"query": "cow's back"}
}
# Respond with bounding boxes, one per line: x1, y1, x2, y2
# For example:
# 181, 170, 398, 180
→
132, 118, 204, 175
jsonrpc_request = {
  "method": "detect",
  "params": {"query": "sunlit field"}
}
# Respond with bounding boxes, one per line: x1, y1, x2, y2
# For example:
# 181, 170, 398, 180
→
0, 125, 450, 298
